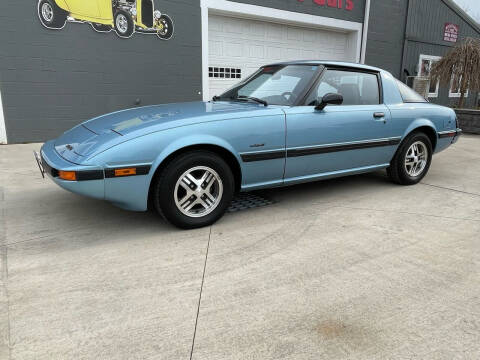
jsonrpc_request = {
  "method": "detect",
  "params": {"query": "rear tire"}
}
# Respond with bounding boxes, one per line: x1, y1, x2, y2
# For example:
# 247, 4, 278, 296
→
38, 0, 67, 29
153, 151, 235, 229
387, 132, 432, 185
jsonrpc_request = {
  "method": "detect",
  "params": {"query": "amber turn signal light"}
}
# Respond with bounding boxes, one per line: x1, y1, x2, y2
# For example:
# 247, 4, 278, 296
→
114, 168, 136, 177
58, 170, 77, 181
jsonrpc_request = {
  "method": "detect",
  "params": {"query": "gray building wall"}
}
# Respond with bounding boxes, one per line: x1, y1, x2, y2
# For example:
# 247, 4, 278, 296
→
0, 0, 202, 143
366, 0, 480, 108
365, 0, 408, 78
1, 0, 367, 144
402, 0, 480, 108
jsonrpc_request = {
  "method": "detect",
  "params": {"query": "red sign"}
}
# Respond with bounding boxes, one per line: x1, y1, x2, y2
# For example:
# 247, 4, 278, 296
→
444, 23, 459, 43
297, 0, 354, 11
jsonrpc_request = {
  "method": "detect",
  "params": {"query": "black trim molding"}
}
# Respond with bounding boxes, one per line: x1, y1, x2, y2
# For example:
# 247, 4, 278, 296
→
240, 138, 401, 162
287, 138, 401, 157
76, 170, 104, 181
240, 151, 285, 163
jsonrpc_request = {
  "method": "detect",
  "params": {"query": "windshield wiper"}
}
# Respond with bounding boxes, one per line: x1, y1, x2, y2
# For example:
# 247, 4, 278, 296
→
236, 96, 268, 106
212, 95, 221, 101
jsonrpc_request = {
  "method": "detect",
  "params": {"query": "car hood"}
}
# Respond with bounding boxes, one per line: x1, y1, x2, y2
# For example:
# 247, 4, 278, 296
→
54, 101, 285, 164
82, 101, 274, 135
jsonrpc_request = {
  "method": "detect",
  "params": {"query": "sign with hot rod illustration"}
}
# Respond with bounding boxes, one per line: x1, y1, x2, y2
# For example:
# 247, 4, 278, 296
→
37, 0, 174, 40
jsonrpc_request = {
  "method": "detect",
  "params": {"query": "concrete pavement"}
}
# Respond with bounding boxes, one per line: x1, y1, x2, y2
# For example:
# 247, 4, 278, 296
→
0, 136, 479, 359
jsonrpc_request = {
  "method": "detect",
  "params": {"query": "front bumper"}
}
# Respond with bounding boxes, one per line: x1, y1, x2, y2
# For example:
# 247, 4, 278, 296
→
38, 140, 152, 211
39, 140, 105, 200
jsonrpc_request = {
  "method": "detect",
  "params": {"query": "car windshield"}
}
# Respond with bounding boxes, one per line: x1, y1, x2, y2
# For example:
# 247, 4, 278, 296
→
216, 65, 320, 106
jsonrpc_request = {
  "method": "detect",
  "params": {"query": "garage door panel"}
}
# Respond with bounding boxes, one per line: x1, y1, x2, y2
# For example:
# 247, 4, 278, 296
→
208, 14, 353, 96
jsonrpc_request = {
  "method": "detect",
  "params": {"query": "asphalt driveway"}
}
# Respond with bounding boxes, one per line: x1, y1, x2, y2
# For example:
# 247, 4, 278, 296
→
1, 135, 479, 359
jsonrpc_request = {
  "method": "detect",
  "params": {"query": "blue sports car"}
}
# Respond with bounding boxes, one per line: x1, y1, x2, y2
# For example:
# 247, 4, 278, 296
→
35, 61, 461, 229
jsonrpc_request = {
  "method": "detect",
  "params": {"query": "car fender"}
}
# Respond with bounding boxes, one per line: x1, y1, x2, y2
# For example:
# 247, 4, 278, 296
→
54, 0, 70, 11
401, 118, 438, 141
150, 133, 242, 179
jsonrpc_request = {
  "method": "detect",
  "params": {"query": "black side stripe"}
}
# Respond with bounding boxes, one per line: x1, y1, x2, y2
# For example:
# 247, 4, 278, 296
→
287, 138, 401, 158
104, 165, 151, 178
241, 151, 285, 163
240, 138, 401, 163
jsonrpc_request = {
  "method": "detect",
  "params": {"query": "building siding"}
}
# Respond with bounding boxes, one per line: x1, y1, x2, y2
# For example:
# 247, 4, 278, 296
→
365, 0, 408, 78
0, 0, 479, 143
402, 0, 480, 108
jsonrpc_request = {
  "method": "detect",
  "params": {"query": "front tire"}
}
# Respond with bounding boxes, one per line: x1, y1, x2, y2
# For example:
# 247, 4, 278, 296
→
114, 10, 134, 38
387, 132, 432, 185
153, 151, 235, 229
156, 14, 174, 40
38, 0, 67, 29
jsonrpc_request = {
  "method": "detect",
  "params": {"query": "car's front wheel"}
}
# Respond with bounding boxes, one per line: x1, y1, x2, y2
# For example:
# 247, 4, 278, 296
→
38, 0, 67, 29
114, 10, 134, 38
152, 151, 235, 229
387, 132, 433, 185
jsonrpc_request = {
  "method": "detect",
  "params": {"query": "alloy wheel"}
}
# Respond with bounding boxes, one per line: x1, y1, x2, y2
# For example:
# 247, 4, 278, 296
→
174, 166, 223, 218
404, 141, 428, 177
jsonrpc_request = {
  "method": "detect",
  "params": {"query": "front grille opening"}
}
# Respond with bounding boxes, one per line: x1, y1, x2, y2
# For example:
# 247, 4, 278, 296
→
141, 0, 154, 28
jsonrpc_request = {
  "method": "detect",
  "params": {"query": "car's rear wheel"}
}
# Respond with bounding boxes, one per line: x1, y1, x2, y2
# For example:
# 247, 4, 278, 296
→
91, 23, 112, 32
38, 0, 67, 29
153, 151, 235, 229
114, 10, 134, 38
156, 15, 174, 40
387, 132, 432, 185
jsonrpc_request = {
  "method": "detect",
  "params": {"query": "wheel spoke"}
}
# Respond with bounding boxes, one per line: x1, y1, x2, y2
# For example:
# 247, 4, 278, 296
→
183, 198, 199, 212
203, 190, 216, 203
198, 196, 212, 209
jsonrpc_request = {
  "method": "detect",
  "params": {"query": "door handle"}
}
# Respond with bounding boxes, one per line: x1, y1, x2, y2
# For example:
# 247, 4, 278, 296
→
373, 112, 385, 118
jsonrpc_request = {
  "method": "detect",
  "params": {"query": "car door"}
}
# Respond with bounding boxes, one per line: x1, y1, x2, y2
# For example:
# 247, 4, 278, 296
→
283, 68, 399, 182
66, 0, 101, 18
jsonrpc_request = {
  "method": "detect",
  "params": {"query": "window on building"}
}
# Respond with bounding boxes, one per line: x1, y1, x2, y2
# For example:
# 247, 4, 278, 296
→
418, 55, 441, 98
396, 80, 428, 103
306, 69, 380, 106
449, 71, 469, 98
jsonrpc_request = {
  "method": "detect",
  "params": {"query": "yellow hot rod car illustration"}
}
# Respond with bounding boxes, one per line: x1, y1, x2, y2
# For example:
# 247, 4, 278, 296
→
37, 0, 174, 40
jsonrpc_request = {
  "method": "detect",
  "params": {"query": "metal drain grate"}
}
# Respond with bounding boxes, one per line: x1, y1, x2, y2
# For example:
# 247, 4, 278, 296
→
227, 192, 274, 213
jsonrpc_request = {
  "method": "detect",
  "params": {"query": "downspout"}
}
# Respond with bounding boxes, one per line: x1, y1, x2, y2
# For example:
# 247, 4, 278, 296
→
400, 0, 412, 81
0, 87, 7, 144
360, 0, 371, 64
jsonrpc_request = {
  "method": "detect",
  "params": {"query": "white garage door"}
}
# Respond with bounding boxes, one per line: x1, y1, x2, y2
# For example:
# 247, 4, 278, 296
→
208, 14, 353, 97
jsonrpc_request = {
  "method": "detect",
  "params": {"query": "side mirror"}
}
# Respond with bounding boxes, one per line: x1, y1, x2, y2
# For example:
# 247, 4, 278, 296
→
315, 93, 343, 111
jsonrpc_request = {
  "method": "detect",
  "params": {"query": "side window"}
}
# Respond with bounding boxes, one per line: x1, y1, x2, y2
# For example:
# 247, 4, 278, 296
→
395, 80, 428, 103
306, 69, 380, 106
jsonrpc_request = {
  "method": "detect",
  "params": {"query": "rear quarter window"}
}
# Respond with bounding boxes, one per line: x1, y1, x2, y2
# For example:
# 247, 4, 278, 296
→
396, 80, 428, 103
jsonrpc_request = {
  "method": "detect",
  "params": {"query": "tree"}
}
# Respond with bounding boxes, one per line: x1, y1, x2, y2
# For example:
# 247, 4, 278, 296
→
431, 37, 480, 108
